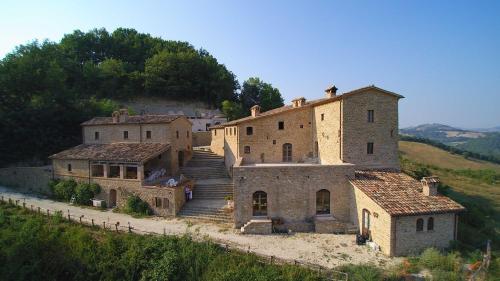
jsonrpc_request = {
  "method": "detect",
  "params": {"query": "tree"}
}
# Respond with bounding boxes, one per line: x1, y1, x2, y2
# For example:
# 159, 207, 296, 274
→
221, 100, 244, 121
239, 77, 284, 113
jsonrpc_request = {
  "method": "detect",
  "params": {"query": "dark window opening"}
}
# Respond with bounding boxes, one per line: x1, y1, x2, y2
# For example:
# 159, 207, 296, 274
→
316, 189, 330, 215
67, 164, 72, 172
252, 191, 267, 216
321, 113, 324, 121
300, 124, 303, 128
91, 164, 104, 177
244, 146, 251, 154
94, 132, 99, 140
125, 166, 138, 179
187, 131, 189, 138
155, 197, 162, 208
123, 131, 129, 139
246, 127, 253, 135
367, 142, 374, 154
273, 140, 276, 145
146, 131, 151, 139
427, 217, 434, 231
176, 131, 179, 139
416, 218, 424, 232
368, 110, 374, 123
278, 121, 284, 130
109, 165, 120, 178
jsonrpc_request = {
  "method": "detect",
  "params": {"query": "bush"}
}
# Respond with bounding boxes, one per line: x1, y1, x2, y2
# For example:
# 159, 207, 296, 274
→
74, 183, 101, 205
125, 195, 151, 216
419, 248, 462, 272
337, 264, 383, 281
51, 179, 77, 201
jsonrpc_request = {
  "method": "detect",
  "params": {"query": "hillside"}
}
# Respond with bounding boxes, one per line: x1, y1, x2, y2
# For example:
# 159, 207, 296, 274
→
400, 123, 485, 144
399, 140, 500, 253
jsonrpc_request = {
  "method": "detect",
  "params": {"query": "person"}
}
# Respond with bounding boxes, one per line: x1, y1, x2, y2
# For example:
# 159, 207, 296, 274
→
189, 186, 193, 200
184, 185, 190, 201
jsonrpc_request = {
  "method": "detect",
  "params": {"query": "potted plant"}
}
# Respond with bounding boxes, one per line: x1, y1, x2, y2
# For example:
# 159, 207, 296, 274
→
224, 195, 234, 209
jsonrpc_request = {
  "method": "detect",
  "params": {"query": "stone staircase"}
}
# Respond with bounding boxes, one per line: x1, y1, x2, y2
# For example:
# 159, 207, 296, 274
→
178, 147, 234, 223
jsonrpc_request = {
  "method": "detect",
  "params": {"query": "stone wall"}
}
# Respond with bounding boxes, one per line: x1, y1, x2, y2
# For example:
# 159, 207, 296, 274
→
313, 101, 342, 164
0, 166, 53, 195
394, 213, 456, 256
83, 123, 171, 144
233, 163, 356, 231
192, 131, 212, 147
169, 117, 193, 173
224, 126, 239, 173
210, 128, 225, 156
342, 91, 400, 169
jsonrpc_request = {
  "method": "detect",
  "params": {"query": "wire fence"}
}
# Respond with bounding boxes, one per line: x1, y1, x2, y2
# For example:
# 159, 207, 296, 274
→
0, 195, 348, 281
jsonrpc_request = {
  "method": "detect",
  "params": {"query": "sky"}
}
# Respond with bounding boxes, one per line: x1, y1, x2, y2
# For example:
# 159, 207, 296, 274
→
1, 1, 499, 128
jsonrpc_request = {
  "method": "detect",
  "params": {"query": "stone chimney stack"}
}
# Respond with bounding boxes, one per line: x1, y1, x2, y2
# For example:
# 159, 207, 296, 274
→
250, 105, 261, 117
325, 85, 338, 98
118, 109, 129, 123
112, 111, 120, 123
421, 176, 440, 196
291, 97, 306, 108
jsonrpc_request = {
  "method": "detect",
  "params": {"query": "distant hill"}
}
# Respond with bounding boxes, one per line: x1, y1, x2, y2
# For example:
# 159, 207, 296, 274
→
456, 132, 500, 159
400, 123, 485, 144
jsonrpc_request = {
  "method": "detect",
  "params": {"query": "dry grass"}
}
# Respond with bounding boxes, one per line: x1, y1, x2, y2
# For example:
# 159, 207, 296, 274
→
399, 141, 500, 172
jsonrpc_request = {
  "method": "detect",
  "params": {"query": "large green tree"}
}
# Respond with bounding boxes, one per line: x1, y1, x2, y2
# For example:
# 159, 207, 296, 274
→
239, 77, 284, 113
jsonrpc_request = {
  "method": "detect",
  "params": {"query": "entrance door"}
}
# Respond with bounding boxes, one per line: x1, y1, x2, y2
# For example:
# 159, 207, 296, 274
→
109, 189, 117, 208
282, 143, 292, 162
178, 151, 184, 167
252, 191, 267, 216
362, 209, 371, 237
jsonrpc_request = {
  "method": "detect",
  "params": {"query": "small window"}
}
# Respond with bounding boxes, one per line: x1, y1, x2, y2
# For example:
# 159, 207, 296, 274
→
123, 131, 129, 139
321, 113, 324, 121
67, 164, 72, 172
146, 131, 151, 139
229, 128, 232, 136
109, 165, 120, 178
158, 154, 162, 160
214, 130, 217, 136
91, 164, 104, 177
273, 140, 276, 145
244, 146, 251, 154
125, 166, 137, 179
368, 110, 374, 123
246, 127, 253, 135
176, 131, 179, 139
155, 197, 162, 208
416, 218, 424, 232
186, 131, 189, 138
300, 124, 303, 128
427, 217, 434, 231
367, 142, 374, 154
94, 132, 99, 140
278, 121, 284, 130
233, 128, 236, 135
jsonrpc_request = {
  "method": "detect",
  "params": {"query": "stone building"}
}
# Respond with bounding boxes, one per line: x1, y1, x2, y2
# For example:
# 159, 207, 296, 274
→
210, 85, 465, 256
50, 110, 193, 216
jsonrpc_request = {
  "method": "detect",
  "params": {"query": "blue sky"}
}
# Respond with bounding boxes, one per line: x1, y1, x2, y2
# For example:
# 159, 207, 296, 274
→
1, 1, 499, 128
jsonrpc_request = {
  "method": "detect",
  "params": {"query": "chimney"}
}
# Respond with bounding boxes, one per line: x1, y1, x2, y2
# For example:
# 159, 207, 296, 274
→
112, 111, 120, 123
421, 176, 440, 196
250, 105, 261, 117
291, 97, 306, 108
118, 109, 129, 123
325, 85, 338, 98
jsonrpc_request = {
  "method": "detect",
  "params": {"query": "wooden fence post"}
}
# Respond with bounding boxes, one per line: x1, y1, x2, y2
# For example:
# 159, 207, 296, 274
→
22, 202, 26, 209
103, 221, 106, 229
79, 215, 84, 224
46, 209, 50, 217
67, 210, 71, 221
91, 219, 94, 227
128, 222, 131, 233
115, 222, 119, 232
37, 206, 41, 214
15, 200, 19, 206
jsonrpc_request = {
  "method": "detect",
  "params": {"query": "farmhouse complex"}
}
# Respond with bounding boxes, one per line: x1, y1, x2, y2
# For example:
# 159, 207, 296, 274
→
50, 85, 465, 256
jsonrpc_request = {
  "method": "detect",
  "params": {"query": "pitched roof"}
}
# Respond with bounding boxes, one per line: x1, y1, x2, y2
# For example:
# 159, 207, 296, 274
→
49, 143, 170, 163
81, 115, 183, 126
349, 170, 465, 216
210, 85, 403, 129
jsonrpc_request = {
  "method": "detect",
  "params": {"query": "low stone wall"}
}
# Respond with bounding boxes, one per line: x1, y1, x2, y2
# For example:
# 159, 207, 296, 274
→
0, 166, 52, 195
192, 131, 211, 147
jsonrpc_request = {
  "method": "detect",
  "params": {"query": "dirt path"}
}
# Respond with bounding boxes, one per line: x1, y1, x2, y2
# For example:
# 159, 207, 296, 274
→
0, 186, 400, 269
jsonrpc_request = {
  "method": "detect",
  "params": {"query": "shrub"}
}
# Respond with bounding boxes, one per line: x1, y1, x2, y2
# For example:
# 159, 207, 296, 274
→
337, 264, 383, 281
125, 195, 151, 216
419, 248, 462, 272
51, 179, 77, 201
74, 183, 101, 205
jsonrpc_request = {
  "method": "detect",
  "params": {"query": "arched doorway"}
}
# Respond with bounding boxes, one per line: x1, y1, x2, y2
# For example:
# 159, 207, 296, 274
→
178, 150, 184, 167
316, 189, 330, 215
282, 143, 292, 162
252, 191, 267, 216
109, 189, 117, 208
362, 209, 371, 237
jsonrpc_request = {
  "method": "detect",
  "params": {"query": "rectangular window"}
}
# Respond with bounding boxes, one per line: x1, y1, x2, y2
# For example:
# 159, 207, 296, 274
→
186, 131, 189, 138
246, 127, 253, 135
367, 142, 374, 154
146, 131, 151, 139
155, 197, 162, 208
321, 113, 325, 121
109, 165, 120, 178
91, 164, 104, 177
214, 130, 217, 136
123, 131, 129, 139
176, 131, 179, 139
125, 166, 138, 179
244, 146, 251, 154
300, 124, 303, 128
368, 110, 374, 123
67, 164, 72, 172
273, 140, 276, 145
229, 128, 232, 136
94, 132, 99, 140
278, 121, 284, 130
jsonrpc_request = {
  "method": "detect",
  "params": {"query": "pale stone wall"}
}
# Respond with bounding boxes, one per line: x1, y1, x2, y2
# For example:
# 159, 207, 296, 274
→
210, 128, 225, 156
351, 185, 394, 256
192, 131, 211, 147
53, 159, 89, 179
313, 101, 342, 164
394, 213, 456, 256
224, 126, 239, 173
237, 107, 313, 164
0, 166, 53, 195
233, 163, 356, 231
341, 91, 399, 169
83, 124, 142, 144
167, 118, 193, 174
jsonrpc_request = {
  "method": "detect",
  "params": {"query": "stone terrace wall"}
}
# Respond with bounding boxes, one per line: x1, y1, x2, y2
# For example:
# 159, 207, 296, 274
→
0, 166, 53, 195
192, 131, 211, 147
233, 163, 356, 231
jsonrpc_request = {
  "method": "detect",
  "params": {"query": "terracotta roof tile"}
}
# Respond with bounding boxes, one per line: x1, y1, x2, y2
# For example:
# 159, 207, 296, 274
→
49, 143, 170, 163
81, 115, 182, 126
349, 170, 465, 216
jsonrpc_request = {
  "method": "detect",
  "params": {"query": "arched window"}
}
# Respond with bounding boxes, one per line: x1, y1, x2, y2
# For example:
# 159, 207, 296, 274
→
316, 189, 330, 214
427, 217, 434, 231
416, 218, 424, 232
252, 191, 267, 216
283, 143, 292, 162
